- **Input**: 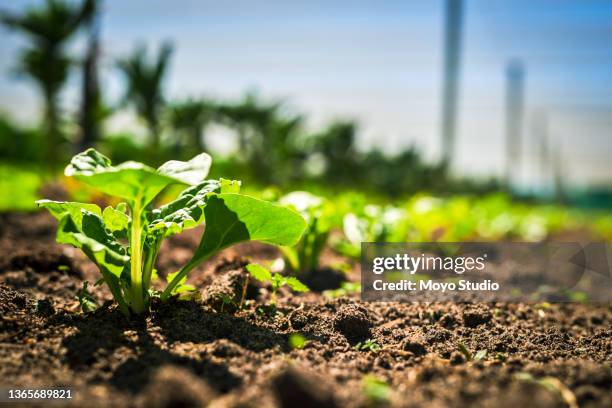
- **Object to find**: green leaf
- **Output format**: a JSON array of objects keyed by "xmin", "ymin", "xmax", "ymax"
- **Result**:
[
  {"xmin": 65, "ymin": 149, "xmax": 211, "ymax": 206},
  {"xmin": 37, "ymin": 199, "xmax": 101, "ymax": 223},
  {"xmin": 191, "ymin": 194, "xmax": 306, "ymax": 264},
  {"xmin": 220, "ymin": 178, "xmax": 241, "ymax": 193},
  {"xmin": 285, "ymin": 276, "xmax": 310, "ymax": 292},
  {"xmin": 148, "ymin": 180, "xmax": 222, "ymax": 236},
  {"xmin": 162, "ymin": 193, "xmax": 307, "ymax": 300},
  {"xmin": 157, "ymin": 152, "xmax": 212, "ymax": 184},
  {"xmin": 103, "ymin": 205, "xmax": 130, "ymax": 235},
  {"xmin": 56, "ymin": 211, "xmax": 129, "ymax": 278},
  {"xmin": 474, "ymin": 349, "xmax": 488, "ymax": 361},
  {"xmin": 246, "ymin": 263, "xmax": 272, "ymax": 283}
]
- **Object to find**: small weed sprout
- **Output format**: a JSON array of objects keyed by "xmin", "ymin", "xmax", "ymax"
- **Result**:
[
  {"xmin": 362, "ymin": 375, "xmax": 390, "ymax": 406},
  {"xmin": 457, "ymin": 343, "xmax": 487, "ymax": 362},
  {"xmin": 288, "ymin": 333, "xmax": 309, "ymax": 350},
  {"xmin": 38, "ymin": 149, "xmax": 307, "ymax": 317},
  {"xmin": 355, "ymin": 339, "xmax": 381, "ymax": 353},
  {"xmin": 246, "ymin": 263, "xmax": 309, "ymax": 305},
  {"xmin": 457, "ymin": 343, "xmax": 473, "ymax": 361},
  {"xmin": 76, "ymin": 281, "xmax": 98, "ymax": 313}
]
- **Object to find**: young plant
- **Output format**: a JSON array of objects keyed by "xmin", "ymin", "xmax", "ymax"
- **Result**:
[
  {"xmin": 38, "ymin": 149, "xmax": 306, "ymax": 316},
  {"xmin": 355, "ymin": 339, "xmax": 381, "ymax": 353},
  {"xmin": 336, "ymin": 204, "xmax": 407, "ymax": 258},
  {"xmin": 278, "ymin": 191, "xmax": 330, "ymax": 275},
  {"xmin": 246, "ymin": 263, "xmax": 309, "ymax": 304}
]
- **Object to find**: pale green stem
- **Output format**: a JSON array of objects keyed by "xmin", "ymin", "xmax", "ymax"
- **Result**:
[{"xmin": 129, "ymin": 201, "xmax": 146, "ymax": 314}]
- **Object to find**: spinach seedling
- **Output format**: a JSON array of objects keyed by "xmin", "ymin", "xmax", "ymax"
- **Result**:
[
  {"xmin": 38, "ymin": 149, "xmax": 306, "ymax": 316},
  {"xmin": 246, "ymin": 263, "xmax": 309, "ymax": 304},
  {"xmin": 278, "ymin": 191, "xmax": 330, "ymax": 275}
]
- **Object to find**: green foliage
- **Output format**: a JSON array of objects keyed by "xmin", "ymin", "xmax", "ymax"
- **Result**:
[
  {"xmin": 362, "ymin": 375, "xmax": 391, "ymax": 406},
  {"xmin": 279, "ymin": 191, "xmax": 331, "ymax": 275},
  {"xmin": 246, "ymin": 263, "xmax": 309, "ymax": 305},
  {"xmin": 38, "ymin": 149, "xmax": 307, "ymax": 316},
  {"xmin": 0, "ymin": 164, "xmax": 42, "ymax": 211},
  {"xmin": 355, "ymin": 339, "xmax": 381, "ymax": 353},
  {"xmin": 117, "ymin": 42, "xmax": 174, "ymax": 153},
  {"xmin": 288, "ymin": 333, "xmax": 309, "ymax": 350},
  {"xmin": 76, "ymin": 281, "xmax": 98, "ymax": 313},
  {"xmin": 1, "ymin": 0, "xmax": 97, "ymax": 169}
]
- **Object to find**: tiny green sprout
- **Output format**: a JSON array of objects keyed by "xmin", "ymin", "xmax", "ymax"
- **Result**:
[
  {"xmin": 494, "ymin": 352, "xmax": 507, "ymax": 362},
  {"xmin": 355, "ymin": 339, "xmax": 381, "ymax": 353},
  {"xmin": 288, "ymin": 333, "xmax": 309, "ymax": 350},
  {"xmin": 38, "ymin": 149, "xmax": 307, "ymax": 317},
  {"xmin": 77, "ymin": 281, "xmax": 98, "ymax": 313},
  {"xmin": 457, "ymin": 343, "xmax": 473, "ymax": 361},
  {"xmin": 362, "ymin": 375, "xmax": 390, "ymax": 405},
  {"xmin": 246, "ymin": 263, "xmax": 309, "ymax": 305},
  {"xmin": 474, "ymin": 349, "xmax": 488, "ymax": 361}
]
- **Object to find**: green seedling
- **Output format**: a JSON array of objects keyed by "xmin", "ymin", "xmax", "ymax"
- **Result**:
[
  {"xmin": 355, "ymin": 339, "xmax": 381, "ymax": 353},
  {"xmin": 457, "ymin": 342, "xmax": 473, "ymax": 361},
  {"xmin": 362, "ymin": 375, "xmax": 390, "ymax": 406},
  {"xmin": 473, "ymin": 349, "xmax": 488, "ymax": 361},
  {"xmin": 457, "ymin": 343, "xmax": 487, "ymax": 362},
  {"xmin": 288, "ymin": 333, "xmax": 309, "ymax": 350},
  {"xmin": 38, "ymin": 149, "xmax": 307, "ymax": 317},
  {"xmin": 278, "ymin": 191, "xmax": 330, "ymax": 275},
  {"xmin": 246, "ymin": 263, "xmax": 309, "ymax": 305},
  {"xmin": 76, "ymin": 281, "xmax": 98, "ymax": 313}
]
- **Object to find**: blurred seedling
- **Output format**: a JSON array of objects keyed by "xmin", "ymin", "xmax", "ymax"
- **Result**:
[
  {"xmin": 355, "ymin": 339, "xmax": 381, "ymax": 353},
  {"xmin": 457, "ymin": 343, "xmax": 487, "ymax": 361},
  {"xmin": 288, "ymin": 333, "xmax": 309, "ymax": 350},
  {"xmin": 362, "ymin": 375, "xmax": 390, "ymax": 406}
]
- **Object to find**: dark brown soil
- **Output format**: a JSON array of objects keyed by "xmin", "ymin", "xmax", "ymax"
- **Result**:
[{"xmin": 0, "ymin": 212, "xmax": 610, "ymax": 407}]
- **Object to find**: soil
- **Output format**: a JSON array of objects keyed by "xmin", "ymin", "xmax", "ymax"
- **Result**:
[{"xmin": 0, "ymin": 212, "xmax": 610, "ymax": 408}]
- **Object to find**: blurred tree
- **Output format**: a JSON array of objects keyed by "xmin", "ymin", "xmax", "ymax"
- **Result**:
[
  {"xmin": 117, "ymin": 42, "xmax": 173, "ymax": 157},
  {"xmin": 314, "ymin": 121, "xmax": 359, "ymax": 184},
  {"xmin": 78, "ymin": 0, "xmax": 107, "ymax": 151},
  {"xmin": 1, "ymin": 0, "xmax": 96, "ymax": 169},
  {"xmin": 166, "ymin": 98, "xmax": 217, "ymax": 152},
  {"xmin": 217, "ymin": 93, "xmax": 280, "ymax": 155}
]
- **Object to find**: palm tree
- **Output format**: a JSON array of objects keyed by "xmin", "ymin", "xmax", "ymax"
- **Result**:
[
  {"xmin": 117, "ymin": 42, "xmax": 173, "ymax": 156},
  {"xmin": 166, "ymin": 98, "xmax": 216, "ymax": 152},
  {"xmin": 1, "ymin": 0, "xmax": 96, "ymax": 169}
]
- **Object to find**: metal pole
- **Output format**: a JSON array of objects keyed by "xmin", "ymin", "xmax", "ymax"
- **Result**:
[
  {"xmin": 440, "ymin": 0, "xmax": 464, "ymax": 169},
  {"xmin": 505, "ymin": 60, "xmax": 525, "ymax": 190}
]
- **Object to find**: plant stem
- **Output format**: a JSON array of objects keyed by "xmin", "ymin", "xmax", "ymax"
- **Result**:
[
  {"xmin": 129, "ymin": 201, "xmax": 146, "ymax": 314},
  {"xmin": 160, "ymin": 262, "xmax": 194, "ymax": 301}
]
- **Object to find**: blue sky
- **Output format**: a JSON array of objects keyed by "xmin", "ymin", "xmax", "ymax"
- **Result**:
[{"xmin": 0, "ymin": 0, "xmax": 611, "ymax": 187}]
